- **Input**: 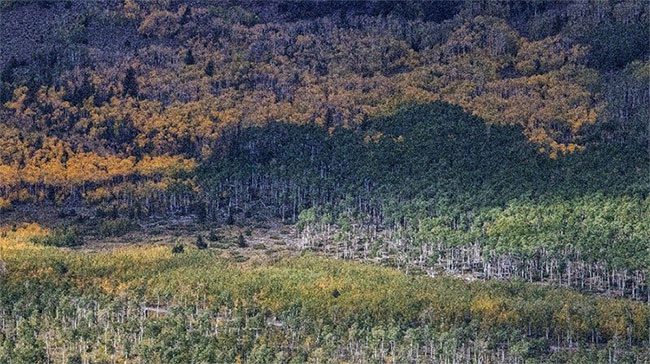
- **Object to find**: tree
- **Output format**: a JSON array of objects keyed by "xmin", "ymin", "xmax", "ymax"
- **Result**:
[
  {"xmin": 237, "ymin": 233, "xmax": 247, "ymax": 248},
  {"xmin": 30, "ymin": 228, "xmax": 82, "ymax": 247},
  {"xmin": 123, "ymin": 67, "xmax": 138, "ymax": 98},
  {"xmin": 138, "ymin": 10, "xmax": 179, "ymax": 38},
  {"xmin": 205, "ymin": 60, "xmax": 215, "ymax": 76},
  {"xmin": 0, "ymin": 56, "xmax": 18, "ymax": 83},
  {"xmin": 208, "ymin": 230, "xmax": 220, "ymax": 242},
  {"xmin": 179, "ymin": 4, "xmax": 192, "ymax": 25},
  {"xmin": 184, "ymin": 49, "xmax": 195, "ymax": 65},
  {"xmin": 53, "ymin": 260, "xmax": 68, "ymax": 275},
  {"xmin": 195, "ymin": 234, "xmax": 207, "ymax": 249}
]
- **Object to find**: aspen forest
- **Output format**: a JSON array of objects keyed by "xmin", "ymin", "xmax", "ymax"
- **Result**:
[{"xmin": 0, "ymin": 0, "xmax": 649, "ymax": 363}]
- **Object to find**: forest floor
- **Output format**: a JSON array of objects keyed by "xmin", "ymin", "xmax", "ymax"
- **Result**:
[
  {"xmin": 1, "ymin": 205, "xmax": 481, "ymax": 280},
  {"xmin": 2, "ymin": 207, "xmax": 633, "ymax": 297},
  {"xmin": 96, "ymin": 223, "xmax": 307, "ymax": 270}
]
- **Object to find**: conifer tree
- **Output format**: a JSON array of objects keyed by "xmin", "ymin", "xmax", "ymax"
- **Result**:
[
  {"xmin": 184, "ymin": 49, "xmax": 195, "ymax": 65},
  {"xmin": 123, "ymin": 67, "xmax": 138, "ymax": 98},
  {"xmin": 195, "ymin": 234, "xmax": 207, "ymax": 249},
  {"xmin": 237, "ymin": 233, "xmax": 247, "ymax": 248}
]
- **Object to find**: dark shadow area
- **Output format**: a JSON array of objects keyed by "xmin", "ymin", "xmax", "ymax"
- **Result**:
[
  {"xmin": 274, "ymin": 0, "xmax": 463, "ymax": 22},
  {"xmin": 201, "ymin": 102, "xmax": 649, "ymax": 211}
]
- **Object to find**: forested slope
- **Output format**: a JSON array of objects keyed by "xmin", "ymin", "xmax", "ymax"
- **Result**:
[
  {"xmin": 0, "ymin": 0, "xmax": 647, "ymax": 210},
  {"xmin": 0, "ymin": 1, "xmax": 649, "ymax": 362},
  {"xmin": 200, "ymin": 102, "xmax": 649, "ymax": 300}
]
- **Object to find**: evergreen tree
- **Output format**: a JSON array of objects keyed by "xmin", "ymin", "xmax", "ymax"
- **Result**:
[
  {"xmin": 195, "ymin": 234, "xmax": 207, "ymax": 249},
  {"xmin": 184, "ymin": 49, "xmax": 195, "ymax": 65},
  {"xmin": 0, "ymin": 56, "xmax": 17, "ymax": 83},
  {"xmin": 205, "ymin": 60, "xmax": 215, "ymax": 76},
  {"xmin": 180, "ymin": 5, "xmax": 192, "ymax": 25},
  {"xmin": 237, "ymin": 233, "xmax": 247, "ymax": 248},
  {"xmin": 123, "ymin": 67, "xmax": 138, "ymax": 98}
]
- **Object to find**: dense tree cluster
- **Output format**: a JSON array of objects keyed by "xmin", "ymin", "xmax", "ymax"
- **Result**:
[
  {"xmin": 199, "ymin": 102, "xmax": 649, "ymax": 300},
  {"xmin": 0, "ymin": 230, "xmax": 648, "ymax": 363},
  {"xmin": 0, "ymin": 0, "xmax": 647, "ymax": 211}
]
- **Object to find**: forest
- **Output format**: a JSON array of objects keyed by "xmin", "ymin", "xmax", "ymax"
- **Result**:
[{"xmin": 0, "ymin": 0, "xmax": 648, "ymax": 363}]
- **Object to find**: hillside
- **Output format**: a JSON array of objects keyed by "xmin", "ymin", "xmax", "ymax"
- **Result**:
[
  {"xmin": 0, "ymin": 1, "xmax": 649, "ymax": 363},
  {"xmin": 1, "ymin": 1, "xmax": 647, "ymax": 199}
]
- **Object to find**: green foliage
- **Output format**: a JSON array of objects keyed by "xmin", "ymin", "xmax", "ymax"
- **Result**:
[
  {"xmin": 583, "ymin": 22, "xmax": 650, "ymax": 71},
  {"xmin": 194, "ymin": 234, "xmax": 207, "ymax": 249},
  {"xmin": 481, "ymin": 195, "xmax": 650, "ymax": 269},
  {"xmin": 237, "ymin": 233, "xmax": 247, "ymax": 248},
  {"xmin": 0, "ymin": 2, "xmax": 648, "ymax": 362},
  {"xmin": 52, "ymin": 260, "xmax": 68, "ymax": 276},
  {"xmin": 30, "ymin": 227, "xmax": 82, "ymax": 247},
  {"xmin": 207, "ymin": 230, "xmax": 220, "ymax": 242},
  {"xmin": 171, "ymin": 244, "xmax": 184, "ymax": 254},
  {"xmin": 0, "ymin": 248, "xmax": 647, "ymax": 362},
  {"xmin": 57, "ymin": 14, "xmax": 89, "ymax": 45},
  {"xmin": 205, "ymin": 102, "xmax": 647, "ymax": 205},
  {"xmin": 206, "ymin": 5, "xmax": 259, "ymax": 26},
  {"xmin": 296, "ymin": 207, "xmax": 317, "ymax": 232},
  {"xmin": 200, "ymin": 102, "xmax": 649, "ymax": 271},
  {"xmin": 99, "ymin": 218, "xmax": 135, "ymax": 237}
]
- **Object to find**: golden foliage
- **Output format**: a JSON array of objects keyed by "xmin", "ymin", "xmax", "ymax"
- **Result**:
[{"xmin": 0, "ymin": 13, "xmax": 608, "ymax": 204}]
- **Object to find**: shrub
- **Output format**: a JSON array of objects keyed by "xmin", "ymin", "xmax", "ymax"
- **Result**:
[
  {"xmin": 195, "ymin": 235, "xmax": 207, "ymax": 249},
  {"xmin": 205, "ymin": 60, "xmax": 215, "ymax": 76},
  {"xmin": 66, "ymin": 353, "xmax": 82, "ymax": 364},
  {"xmin": 237, "ymin": 233, "xmax": 247, "ymax": 248},
  {"xmin": 99, "ymin": 218, "xmax": 134, "ymax": 237},
  {"xmin": 52, "ymin": 261, "xmax": 68, "ymax": 276},
  {"xmin": 171, "ymin": 244, "xmax": 184, "ymax": 254},
  {"xmin": 230, "ymin": 251, "xmax": 249, "ymax": 262},
  {"xmin": 123, "ymin": 67, "xmax": 138, "ymax": 98},
  {"xmin": 193, "ymin": 201, "xmax": 207, "ymax": 222},
  {"xmin": 31, "ymin": 228, "xmax": 82, "ymax": 247},
  {"xmin": 0, "ymin": 0, "xmax": 21, "ymax": 10},
  {"xmin": 207, "ymin": 230, "xmax": 220, "ymax": 242}
]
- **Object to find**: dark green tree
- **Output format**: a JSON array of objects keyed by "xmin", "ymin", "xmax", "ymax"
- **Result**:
[
  {"xmin": 195, "ymin": 234, "xmax": 207, "ymax": 249},
  {"xmin": 205, "ymin": 60, "xmax": 215, "ymax": 76},
  {"xmin": 237, "ymin": 233, "xmax": 247, "ymax": 248},
  {"xmin": 184, "ymin": 49, "xmax": 195, "ymax": 65},
  {"xmin": 123, "ymin": 67, "xmax": 138, "ymax": 98}
]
